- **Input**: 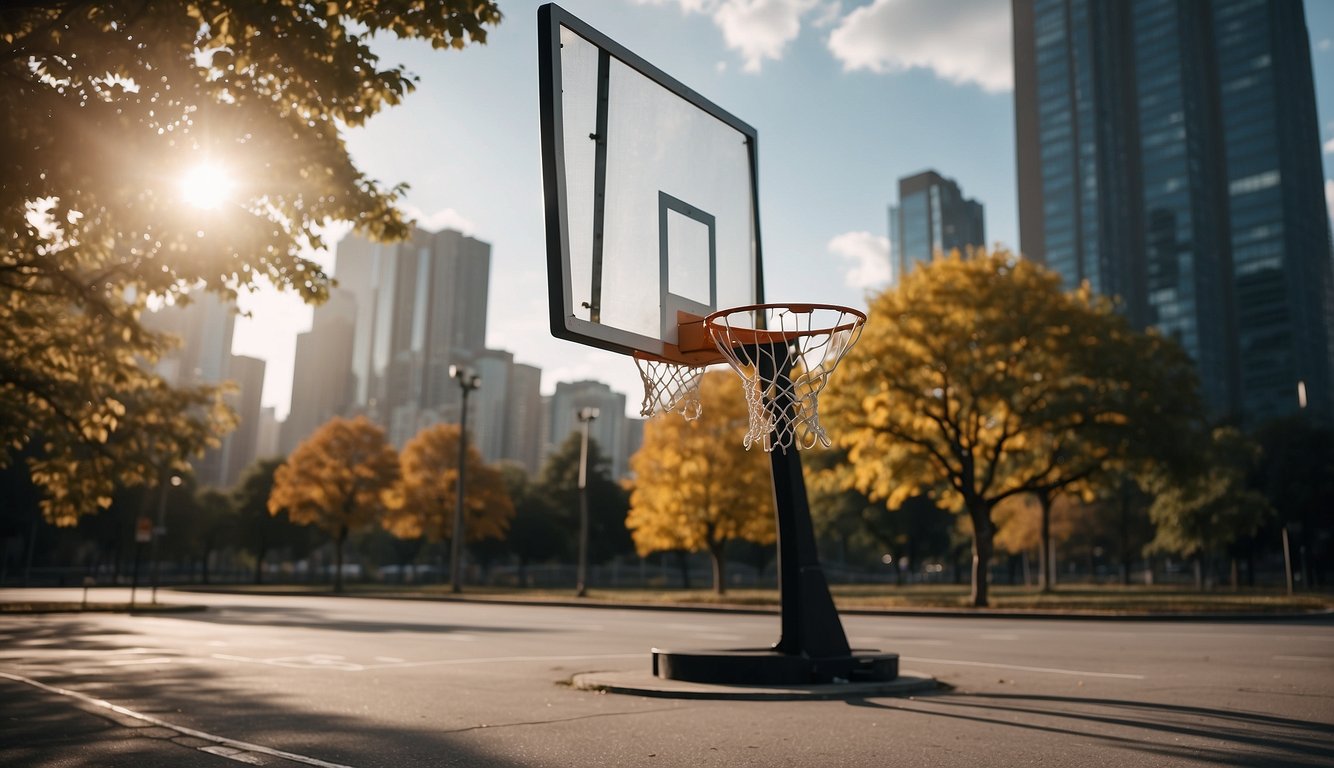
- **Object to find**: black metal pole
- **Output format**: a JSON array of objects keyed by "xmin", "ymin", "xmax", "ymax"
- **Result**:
[
  {"xmin": 758, "ymin": 342, "xmax": 851, "ymax": 658},
  {"xmin": 451, "ymin": 385, "xmax": 470, "ymax": 594}
]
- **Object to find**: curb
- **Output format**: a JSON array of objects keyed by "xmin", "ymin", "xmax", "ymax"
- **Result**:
[{"xmin": 164, "ymin": 587, "xmax": 1334, "ymax": 622}]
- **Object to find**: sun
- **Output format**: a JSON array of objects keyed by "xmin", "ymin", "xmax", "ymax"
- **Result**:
[{"xmin": 179, "ymin": 162, "xmax": 236, "ymax": 210}]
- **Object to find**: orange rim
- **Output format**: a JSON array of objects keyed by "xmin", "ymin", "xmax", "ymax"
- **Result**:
[{"xmin": 704, "ymin": 303, "xmax": 866, "ymax": 348}]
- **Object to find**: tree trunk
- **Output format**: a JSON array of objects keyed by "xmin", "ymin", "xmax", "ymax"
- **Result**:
[
  {"xmin": 969, "ymin": 505, "xmax": 994, "ymax": 608},
  {"xmin": 709, "ymin": 542, "xmax": 727, "ymax": 596},
  {"xmin": 1193, "ymin": 556, "xmax": 1203, "ymax": 592},
  {"xmin": 1230, "ymin": 558, "xmax": 1239, "ymax": 592},
  {"xmin": 677, "ymin": 550, "xmax": 691, "ymax": 589},
  {"xmin": 334, "ymin": 525, "xmax": 348, "ymax": 593},
  {"xmin": 1038, "ymin": 492, "xmax": 1053, "ymax": 593},
  {"xmin": 254, "ymin": 547, "xmax": 267, "ymax": 585}
]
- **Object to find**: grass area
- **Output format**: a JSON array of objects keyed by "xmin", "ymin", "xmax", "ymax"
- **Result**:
[{"xmin": 177, "ymin": 582, "xmax": 1334, "ymax": 615}]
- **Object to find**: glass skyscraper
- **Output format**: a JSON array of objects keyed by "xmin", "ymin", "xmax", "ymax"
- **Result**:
[
  {"xmin": 888, "ymin": 170, "xmax": 986, "ymax": 286},
  {"xmin": 1013, "ymin": 0, "xmax": 1333, "ymax": 426}
]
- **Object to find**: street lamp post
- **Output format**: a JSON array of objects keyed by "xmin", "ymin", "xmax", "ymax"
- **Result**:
[
  {"xmin": 449, "ymin": 365, "xmax": 481, "ymax": 594},
  {"xmin": 149, "ymin": 473, "xmax": 182, "ymax": 605},
  {"xmin": 575, "ymin": 407, "xmax": 599, "ymax": 597}
]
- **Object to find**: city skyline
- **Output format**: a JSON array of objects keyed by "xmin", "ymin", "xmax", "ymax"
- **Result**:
[{"xmin": 231, "ymin": 0, "xmax": 1334, "ymax": 420}]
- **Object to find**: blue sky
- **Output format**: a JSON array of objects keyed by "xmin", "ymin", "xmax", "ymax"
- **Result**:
[{"xmin": 234, "ymin": 0, "xmax": 1334, "ymax": 420}]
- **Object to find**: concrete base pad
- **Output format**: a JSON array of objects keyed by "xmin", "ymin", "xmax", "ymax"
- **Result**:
[{"xmin": 571, "ymin": 669, "xmax": 938, "ymax": 701}]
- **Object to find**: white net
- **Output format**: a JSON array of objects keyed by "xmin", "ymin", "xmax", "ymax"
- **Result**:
[
  {"xmin": 706, "ymin": 305, "xmax": 865, "ymax": 452},
  {"xmin": 635, "ymin": 356, "xmax": 707, "ymax": 420}
]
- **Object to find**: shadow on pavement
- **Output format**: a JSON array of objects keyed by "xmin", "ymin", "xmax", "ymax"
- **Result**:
[
  {"xmin": 165, "ymin": 603, "xmax": 546, "ymax": 635},
  {"xmin": 0, "ymin": 618, "xmax": 540, "ymax": 768},
  {"xmin": 847, "ymin": 691, "xmax": 1334, "ymax": 768}
]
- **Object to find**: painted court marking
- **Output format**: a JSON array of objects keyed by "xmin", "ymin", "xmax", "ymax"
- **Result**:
[
  {"xmin": 0, "ymin": 670, "xmax": 356, "ymax": 767},
  {"xmin": 211, "ymin": 652, "xmax": 644, "ymax": 672},
  {"xmin": 902, "ymin": 656, "xmax": 1145, "ymax": 680}
]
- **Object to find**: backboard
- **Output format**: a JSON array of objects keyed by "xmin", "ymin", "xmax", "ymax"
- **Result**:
[{"xmin": 538, "ymin": 3, "xmax": 763, "ymax": 365}]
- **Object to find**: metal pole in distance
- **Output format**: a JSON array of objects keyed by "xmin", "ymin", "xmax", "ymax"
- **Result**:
[
  {"xmin": 1282, "ymin": 525, "xmax": 1294, "ymax": 596},
  {"xmin": 450, "ymin": 366, "xmax": 481, "ymax": 594},
  {"xmin": 759, "ymin": 342, "xmax": 851, "ymax": 659},
  {"xmin": 576, "ymin": 407, "xmax": 600, "ymax": 597},
  {"xmin": 149, "ymin": 474, "xmax": 180, "ymax": 605}
]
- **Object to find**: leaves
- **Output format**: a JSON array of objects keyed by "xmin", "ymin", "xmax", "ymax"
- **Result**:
[
  {"xmin": 385, "ymin": 422, "xmax": 514, "ymax": 543},
  {"xmin": 268, "ymin": 416, "xmax": 401, "ymax": 537},
  {"xmin": 2, "ymin": 0, "xmax": 500, "ymax": 522},
  {"xmin": 627, "ymin": 372, "xmax": 775, "ymax": 558}
]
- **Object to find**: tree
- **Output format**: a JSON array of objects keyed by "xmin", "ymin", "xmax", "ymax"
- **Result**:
[
  {"xmin": 383, "ymin": 423, "xmax": 514, "ymax": 551},
  {"xmin": 498, "ymin": 463, "xmax": 569, "ymax": 586},
  {"xmin": 809, "ymin": 450, "xmax": 953, "ymax": 581},
  {"xmin": 269, "ymin": 416, "xmax": 400, "ymax": 592},
  {"xmin": 2, "ymin": 1, "xmax": 502, "ymax": 524},
  {"xmin": 1251, "ymin": 418, "xmax": 1334, "ymax": 587},
  {"xmin": 1146, "ymin": 427, "xmax": 1273, "ymax": 590},
  {"xmin": 234, "ymin": 457, "xmax": 310, "ymax": 584},
  {"xmin": 539, "ymin": 433, "xmax": 632, "ymax": 570},
  {"xmin": 627, "ymin": 371, "xmax": 775, "ymax": 594},
  {"xmin": 825, "ymin": 250, "xmax": 1204, "ymax": 607}
]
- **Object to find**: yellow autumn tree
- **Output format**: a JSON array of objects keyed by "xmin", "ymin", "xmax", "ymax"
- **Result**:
[
  {"xmin": 628, "ymin": 371, "xmax": 774, "ymax": 594},
  {"xmin": 825, "ymin": 249, "xmax": 1204, "ymax": 607},
  {"xmin": 384, "ymin": 423, "xmax": 514, "ymax": 545},
  {"xmin": 268, "ymin": 416, "xmax": 401, "ymax": 592}
]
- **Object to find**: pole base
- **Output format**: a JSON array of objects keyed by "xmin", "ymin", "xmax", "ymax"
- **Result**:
[{"xmin": 651, "ymin": 647, "xmax": 898, "ymax": 685}]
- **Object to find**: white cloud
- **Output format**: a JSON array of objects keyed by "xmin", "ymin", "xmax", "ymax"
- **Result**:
[
  {"xmin": 714, "ymin": 0, "xmax": 821, "ymax": 72},
  {"xmin": 827, "ymin": 0, "xmax": 1013, "ymax": 93},
  {"xmin": 1324, "ymin": 137, "xmax": 1334, "ymax": 155},
  {"xmin": 1326, "ymin": 180, "xmax": 1334, "ymax": 226},
  {"xmin": 404, "ymin": 206, "xmax": 477, "ymax": 235},
  {"xmin": 635, "ymin": 0, "xmax": 822, "ymax": 73},
  {"xmin": 1318, "ymin": 38, "xmax": 1331, "ymax": 51},
  {"xmin": 828, "ymin": 230, "xmax": 890, "ymax": 290}
]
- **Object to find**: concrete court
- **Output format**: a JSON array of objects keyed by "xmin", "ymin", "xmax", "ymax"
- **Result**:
[{"xmin": 1, "ymin": 588, "xmax": 1331, "ymax": 767}]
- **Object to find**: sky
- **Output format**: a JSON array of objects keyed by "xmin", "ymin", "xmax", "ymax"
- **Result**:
[{"xmin": 232, "ymin": 0, "xmax": 1334, "ymax": 421}]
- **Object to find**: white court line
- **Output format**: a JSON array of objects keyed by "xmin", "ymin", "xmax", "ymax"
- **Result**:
[
  {"xmin": 212, "ymin": 652, "xmax": 644, "ymax": 672},
  {"xmin": 1272, "ymin": 655, "xmax": 1329, "ymax": 663},
  {"xmin": 903, "ymin": 656, "xmax": 1145, "ymax": 680},
  {"xmin": 0, "ymin": 670, "xmax": 357, "ymax": 768}
]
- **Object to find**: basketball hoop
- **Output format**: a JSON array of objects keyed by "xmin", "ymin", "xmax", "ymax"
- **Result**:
[{"xmin": 705, "ymin": 303, "xmax": 866, "ymax": 452}]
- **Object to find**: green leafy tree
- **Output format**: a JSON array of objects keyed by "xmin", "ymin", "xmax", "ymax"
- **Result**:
[
  {"xmin": 269, "ymin": 416, "xmax": 400, "ymax": 592},
  {"xmin": 1146, "ymin": 427, "xmax": 1273, "ymax": 589},
  {"xmin": 234, "ymin": 457, "xmax": 310, "ymax": 584},
  {"xmin": 2, "ymin": 1, "xmax": 501, "ymax": 524},
  {"xmin": 627, "ymin": 372, "xmax": 774, "ymax": 594},
  {"xmin": 498, "ymin": 463, "xmax": 569, "ymax": 586},
  {"xmin": 539, "ymin": 433, "xmax": 632, "ymax": 570},
  {"xmin": 825, "ymin": 250, "xmax": 1204, "ymax": 607},
  {"xmin": 1251, "ymin": 418, "xmax": 1334, "ymax": 587},
  {"xmin": 809, "ymin": 450, "xmax": 953, "ymax": 581}
]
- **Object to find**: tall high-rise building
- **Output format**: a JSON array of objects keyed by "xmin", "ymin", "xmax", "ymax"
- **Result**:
[
  {"xmin": 281, "ymin": 289, "xmax": 357, "ymax": 454},
  {"xmin": 144, "ymin": 292, "xmax": 238, "ymax": 486},
  {"xmin": 1013, "ymin": 0, "xmax": 1333, "ymax": 425},
  {"xmin": 888, "ymin": 170, "xmax": 985, "ymax": 285},
  {"xmin": 470, "ymin": 350, "xmax": 546, "ymax": 474},
  {"xmin": 297, "ymin": 227, "xmax": 492, "ymax": 447},
  {"xmin": 545, "ymin": 381, "xmax": 634, "ymax": 480},
  {"xmin": 222, "ymin": 355, "xmax": 266, "ymax": 486}
]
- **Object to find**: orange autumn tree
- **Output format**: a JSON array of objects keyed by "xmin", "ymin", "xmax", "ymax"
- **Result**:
[
  {"xmin": 268, "ymin": 416, "xmax": 400, "ymax": 592},
  {"xmin": 627, "ymin": 371, "xmax": 774, "ymax": 594},
  {"xmin": 384, "ymin": 423, "xmax": 514, "ymax": 547}
]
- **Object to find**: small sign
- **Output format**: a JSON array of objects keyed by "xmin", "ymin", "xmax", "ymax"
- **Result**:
[{"xmin": 135, "ymin": 516, "xmax": 153, "ymax": 543}]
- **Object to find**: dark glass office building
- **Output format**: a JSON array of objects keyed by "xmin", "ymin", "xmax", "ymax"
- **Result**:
[
  {"xmin": 888, "ymin": 170, "xmax": 986, "ymax": 285},
  {"xmin": 1013, "ymin": 0, "xmax": 1333, "ymax": 426}
]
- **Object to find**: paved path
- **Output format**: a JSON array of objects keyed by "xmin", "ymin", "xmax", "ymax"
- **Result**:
[{"xmin": 2, "ymin": 589, "xmax": 1332, "ymax": 767}]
